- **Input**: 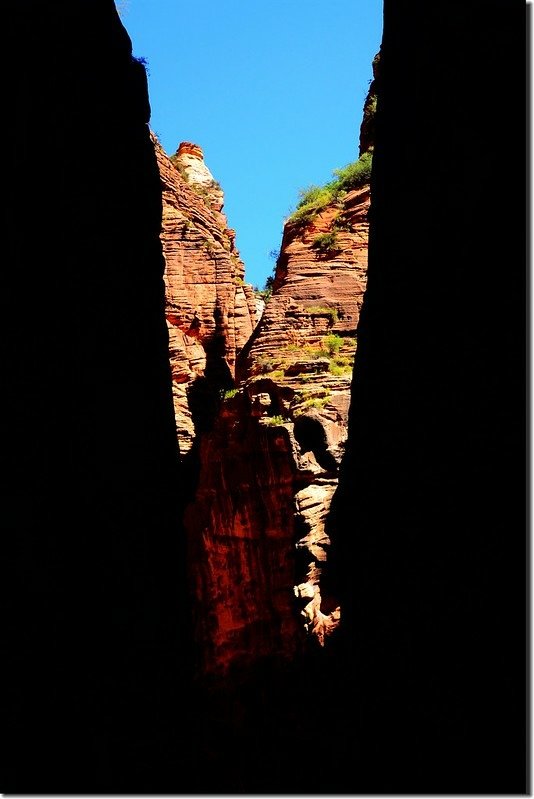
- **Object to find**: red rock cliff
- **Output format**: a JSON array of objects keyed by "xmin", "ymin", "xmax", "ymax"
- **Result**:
[
  {"xmin": 184, "ymin": 107, "xmax": 372, "ymax": 675},
  {"xmin": 154, "ymin": 137, "xmax": 257, "ymax": 455}
]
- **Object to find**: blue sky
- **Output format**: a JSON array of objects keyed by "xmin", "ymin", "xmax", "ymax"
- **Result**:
[{"xmin": 119, "ymin": 0, "xmax": 383, "ymax": 289}]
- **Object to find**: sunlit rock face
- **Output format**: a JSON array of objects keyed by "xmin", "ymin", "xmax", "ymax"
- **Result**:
[
  {"xmin": 236, "ymin": 184, "xmax": 370, "ymax": 649},
  {"xmin": 173, "ymin": 141, "xmax": 223, "ymax": 197},
  {"xmin": 154, "ymin": 137, "xmax": 256, "ymax": 456},
  {"xmin": 183, "ymin": 80, "xmax": 374, "ymax": 672}
]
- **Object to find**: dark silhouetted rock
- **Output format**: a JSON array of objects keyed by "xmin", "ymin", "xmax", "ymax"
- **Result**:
[
  {"xmin": 4, "ymin": 2, "xmax": 187, "ymax": 792},
  {"xmin": 330, "ymin": 0, "xmax": 527, "ymax": 793}
]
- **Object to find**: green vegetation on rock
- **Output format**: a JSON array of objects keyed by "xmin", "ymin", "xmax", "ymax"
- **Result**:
[
  {"xmin": 301, "ymin": 397, "xmax": 330, "ymax": 410},
  {"xmin": 288, "ymin": 151, "xmax": 373, "ymax": 226},
  {"xmin": 321, "ymin": 334, "xmax": 343, "ymax": 356},
  {"xmin": 311, "ymin": 232, "xmax": 341, "ymax": 256},
  {"xmin": 329, "ymin": 362, "xmax": 353, "ymax": 376},
  {"xmin": 262, "ymin": 415, "xmax": 286, "ymax": 426},
  {"xmin": 305, "ymin": 305, "xmax": 339, "ymax": 325},
  {"xmin": 331, "ymin": 151, "xmax": 373, "ymax": 193},
  {"xmin": 254, "ymin": 274, "xmax": 274, "ymax": 302}
]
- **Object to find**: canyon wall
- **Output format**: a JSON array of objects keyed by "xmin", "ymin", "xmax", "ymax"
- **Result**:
[
  {"xmin": 5, "ymin": 0, "xmax": 525, "ymax": 793},
  {"xmin": 155, "ymin": 139, "xmax": 257, "ymax": 455},
  {"xmin": 185, "ymin": 120, "xmax": 372, "ymax": 674},
  {"xmin": 330, "ymin": 0, "xmax": 526, "ymax": 793},
  {"xmin": 4, "ymin": 2, "xmax": 185, "ymax": 791}
]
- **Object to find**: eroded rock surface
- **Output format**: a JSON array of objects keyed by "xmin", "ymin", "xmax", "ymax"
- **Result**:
[
  {"xmin": 154, "ymin": 137, "xmax": 256, "ymax": 455},
  {"xmin": 185, "ymin": 161, "xmax": 371, "ymax": 674},
  {"xmin": 238, "ymin": 184, "xmax": 370, "ymax": 648}
]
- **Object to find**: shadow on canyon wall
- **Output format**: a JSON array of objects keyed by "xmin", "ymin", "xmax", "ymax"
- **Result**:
[
  {"xmin": 328, "ymin": 0, "xmax": 528, "ymax": 793},
  {"xmin": 4, "ymin": 2, "xmax": 189, "ymax": 791},
  {"xmin": 3, "ymin": 0, "xmax": 527, "ymax": 793}
]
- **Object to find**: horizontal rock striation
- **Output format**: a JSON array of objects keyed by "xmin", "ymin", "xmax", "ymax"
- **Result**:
[
  {"xmin": 238, "ymin": 185, "xmax": 370, "ymax": 648},
  {"xmin": 154, "ymin": 137, "xmax": 256, "ymax": 455},
  {"xmin": 185, "ymin": 137, "xmax": 371, "ymax": 673},
  {"xmin": 240, "ymin": 185, "xmax": 369, "ymax": 372}
]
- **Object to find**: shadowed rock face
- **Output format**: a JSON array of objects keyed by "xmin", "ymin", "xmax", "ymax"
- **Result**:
[
  {"xmin": 4, "ymin": 2, "xmax": 185, "ymax": 792},
  {"xmin": 185, "ymin": 399, "xmax": 306, "ymax": 674},
  {"xmin": 330, "ymin": 0, "xmax": 526, "ymax": 793},
  {"xmin": 359, "ymin": 50, "xmax": 380, "ymax": 156}
]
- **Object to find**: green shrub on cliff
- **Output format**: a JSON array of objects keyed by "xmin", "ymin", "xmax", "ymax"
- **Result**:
[
  {"xmin": 321, "ymin": 333, "xmax": 343, "ymax": 356},
  {"xmin": 288, "ymin": 151, "xmax": 373, "ymax": 226},
  {"xmin": 290, "ymin": 185, "xmax": 334, "ymax": 225},
  {"xmin": 296, "ymin": 397, "xmax": 330, "ymax": 413},
  {"xmin": 305, "ymin": 305, "xmax": 339, "ymax": 325},
  {"xmin": 329, "ymin": 361, "xmax": 353, "ymax": 376},
  {"xmin": 297, "ymin": 185, "xmax": 333, "ymax": 209},
  {"xmin": 332, "ymin": 151, "xmax": 373, "ymax": 193},
  {"xmin": 311, "ymin": 232, "xmax": 341, "ymax": 256},
  {"xmin": 254, "ymin": 274, "xmax": 274, "ymax": 302},
  {"xmin": 263, "ymin": 415, "xmax": 286, "ymax": 426}
]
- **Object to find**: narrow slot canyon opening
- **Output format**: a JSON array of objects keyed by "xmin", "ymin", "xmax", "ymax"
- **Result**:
[{"xmin": 6, "ymin": 1, "xmax": 526, "ymax": 794}]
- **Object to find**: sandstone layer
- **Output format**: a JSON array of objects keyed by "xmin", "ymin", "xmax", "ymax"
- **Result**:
[
  {"xmin": 185, "ymin": 166, "xmax": 371, "ymax": 675},
  {"xmin": 154, "ymin": 138, "xmax": 257, "ymax": 455}
]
